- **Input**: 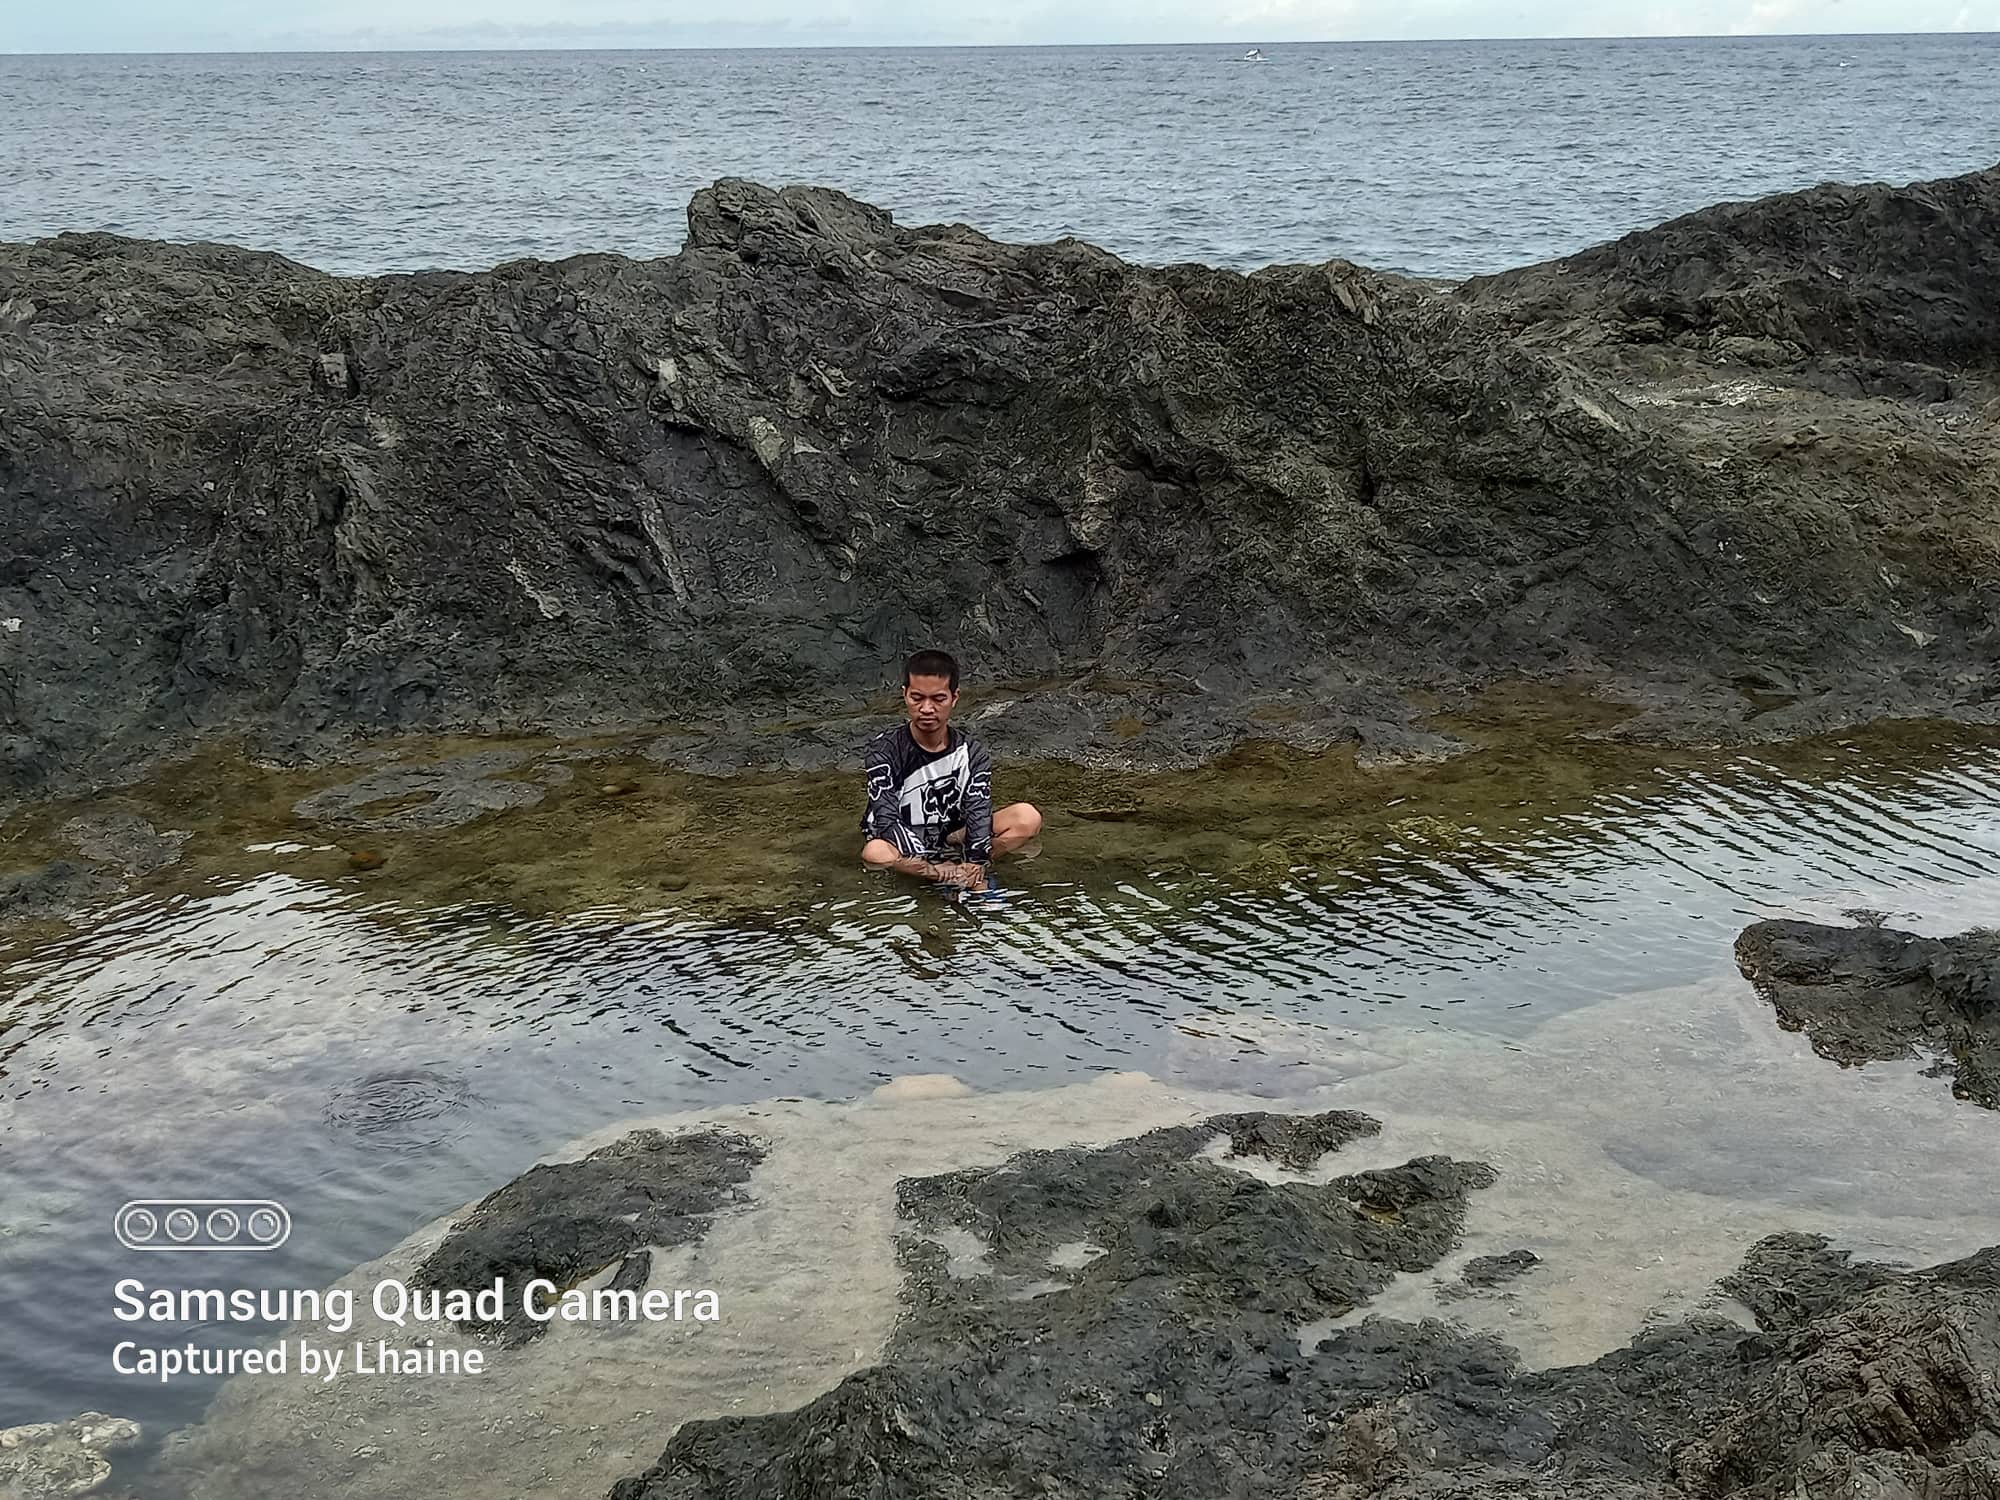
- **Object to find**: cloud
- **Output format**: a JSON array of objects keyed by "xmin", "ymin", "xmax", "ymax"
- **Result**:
[
  {"xmin": 1728, "ymin": 0, "xmax": 1813, "ymax": 30},
  {"xmin": 6, "ymin": 0, "xmax": 1988, "ymax": 52},
  {"xmin": 1220, "ymin": 0, "xmax": 1367, "ymax": 33}
]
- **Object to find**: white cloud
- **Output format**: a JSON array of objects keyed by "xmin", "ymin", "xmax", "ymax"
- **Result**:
[
  {"xmin": 1728, "ymin": 0, "xmax": 1813, "ymax": 31},
  {"xmin": 1221, "ymin": 0, "xmax": 1367, "ymax": 33},
  {"xmin": 6, "ymin": 0, "xmax": 1990, "ymax": 52}
]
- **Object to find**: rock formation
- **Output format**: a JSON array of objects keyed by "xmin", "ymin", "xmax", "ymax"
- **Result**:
[
  {"xmin": 1736, "ymin": 917, "xmax": 2000, "ymax": 1109},
  {"xmin": 608, "ymin": 1112, "xmax": 2000, "ymax": 1500},
  {"xmin": 3, "ymin": 167, "xmax": 1997, "ymax": 798}
]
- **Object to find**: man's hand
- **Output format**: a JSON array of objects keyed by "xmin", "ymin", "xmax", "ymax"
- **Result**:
[
  {"xmin": 930, "ymin": 861, "xmax": 987, "ymax": 891},
  {"xmin": 879, "ymin": 852, "xmax": 979, "ymax": 889}
]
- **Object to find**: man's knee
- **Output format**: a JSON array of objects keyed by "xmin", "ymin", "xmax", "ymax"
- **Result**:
[
  {"xmin": 861, "ymin": 839, "xmax": 903, "ymax": 868},
  {"xmin": 994, "ymin": 803, "xmax": 1042, "ymax": 851}
]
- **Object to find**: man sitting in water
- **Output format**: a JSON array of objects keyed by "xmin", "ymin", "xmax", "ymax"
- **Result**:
[{"xmin": 860, "ymin": 650, "xmax": 1042, "ymax": 892}]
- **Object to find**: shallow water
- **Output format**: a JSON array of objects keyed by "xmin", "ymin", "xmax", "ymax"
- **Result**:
[
  {"xmin": 0, "ymin": 713, "xmax": 1997, "ymax": 1455},
  {"xmin": 142, "ymin": 972, "xmax": 2000, "ymax": 1499}
]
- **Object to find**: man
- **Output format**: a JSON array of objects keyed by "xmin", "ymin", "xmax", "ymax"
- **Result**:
[{"xmin": 860, "ymin": 650, "xmax": 1042, "ymax": 892}]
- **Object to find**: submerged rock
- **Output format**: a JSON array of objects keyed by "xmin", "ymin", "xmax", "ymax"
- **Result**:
[
  {"xmin": 612, "ymin": 1108, "xmax": 1498, "ymax": 1500},
  {"xmin": 2, "ymin": 168, "xmax": 1997, "ymax": 797},
  {"xmin": 413, "ymin": 1127, "xmax": 764, "ymax": 1345},
  {"xmin": 0, "ymin": 1413, "xmax": 140, "ymax": 1500},
  {"xmin": 1441, "ymin": 1248, "xmax": 1542, "ymax": 1300},
  {"xmin": 607, "ymin": 1108, "xmax": 2000, "ymax": 1500},
  {"xmin": 56, "ymin": 809, "xmax": 187, "ymax": 873},
  {"xmin": 293, "ymin": 750, "xmax": 554, "ymax": 831},
  {"xmin": 134, "ymin": 1063, "xmax": 2000, "ymax": 1500},
  {"xmin": 1735, "ymin": 917, "xmax": 2000, "ymax": 1108},
  {"xmin": 0, "ymin": 859, "xmax": 120, "ymax": 923}
]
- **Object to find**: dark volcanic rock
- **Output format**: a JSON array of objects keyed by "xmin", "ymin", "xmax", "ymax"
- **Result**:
[
  {"xmin": 1735, "ymin": 917, "xmax": 2000, "ymax": 1108},
  {"xmin": 1466, "ymin": 165, "xmax": 2000, "ymax": 367},
  {"xmin": 604, "ymin": 1108, "xmax": 2000, "ymax": 1500},
  {"xmin": 611, "ymin": 1108, "xmax": 1498, "ymax": 1500},
  {"xmin": 413, "ymin": 1126, "xmax": 763, "ymax": 1345},
  {"xmin": 3, "ymin": 169, "xmax": 1998, "ymax": 797}
]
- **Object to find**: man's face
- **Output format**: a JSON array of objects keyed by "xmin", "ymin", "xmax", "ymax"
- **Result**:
[{"xmin": 903, "ymin": 674, "xmax": 957, "ymax": 737}]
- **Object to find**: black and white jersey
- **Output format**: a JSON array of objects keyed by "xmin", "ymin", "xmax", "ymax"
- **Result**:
[{"xmin": 859, "ymin": 724, "xmax": 995, "ymax": 862}]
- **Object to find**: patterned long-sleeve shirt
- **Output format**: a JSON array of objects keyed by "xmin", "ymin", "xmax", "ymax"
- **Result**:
[{"xmin": 859, "ymin": 724, "xmax": 995, "ymax": 863}]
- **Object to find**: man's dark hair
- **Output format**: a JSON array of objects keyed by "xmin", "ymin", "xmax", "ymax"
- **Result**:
[{"xmin": 904, "ymin": 649, "xmax": 960, "ymax": 691}]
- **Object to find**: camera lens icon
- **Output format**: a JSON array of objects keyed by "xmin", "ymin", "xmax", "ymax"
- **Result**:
[
  {"xmin": 245, "ymin": 1208, "xmax": 285, "ymax": 1244},
  {"xmin": 116, "ymin": 1200, "xmax": 290, "ymax": 1252},
  {"xmin": 118, "ymin": 1207, "xmax": 158, "ymax": 1243}
]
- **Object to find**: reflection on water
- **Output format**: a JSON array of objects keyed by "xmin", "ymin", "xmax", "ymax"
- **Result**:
[{"xmin": 0, "ymin": 719, "xmax": 1996, "ymax": 1438}]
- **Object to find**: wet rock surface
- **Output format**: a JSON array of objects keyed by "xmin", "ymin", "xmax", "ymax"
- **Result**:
[
  {"xmin": 413, "ymin": 1127, "xmax": 764, "ymax": 1345},
  {"xmin": 1735, "ymin": 917, "xmax": 2000, "ymax": 1108},
  {"xmin": 0, "ymin": 1413, "xmax": 140, "ymax": 1500},
  {"xmin": 607, "ymin": 1109, "xmax": 2000, "ymax": 1500},
  {"xmin": 3, "ymin": 168, "xmax": 1997, "ymax": 800}
]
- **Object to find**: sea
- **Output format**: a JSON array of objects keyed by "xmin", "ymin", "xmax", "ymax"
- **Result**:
[{"xmin": 2, "ymin": 34, "xmax": 1997, "ymax": 279}]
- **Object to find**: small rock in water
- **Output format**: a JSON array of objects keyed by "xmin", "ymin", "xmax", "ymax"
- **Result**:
[
  {"xmin": 656, "ymin": 872, "xmax": 691, "ymax": 892},
  {"xmin": 347, "ymin": 849, "xmax": 387, "ymax": 872},
  {"xmin": 1441, "ymin": 1248, "xmax": 1543, "ymax": 1299},
  {"xmin": 600, "ymin": 780, "xmax": 641, "ymax": 796},
  {"xmin": 0, "ymin": 1412, "xmax": 141, "ymax": 1499}
]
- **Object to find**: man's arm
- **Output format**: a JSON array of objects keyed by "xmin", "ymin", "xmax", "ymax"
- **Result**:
[
  {"xmin": 962, "ymin": 740, "xmax": 995, "ymax": 865},
  {"xmin": 862, "ymin": 738, "xmax": 982, "ymax": 888},
  {"xmin": 862, "ymin": 738, "xmax": 905, "ymax": 846}
]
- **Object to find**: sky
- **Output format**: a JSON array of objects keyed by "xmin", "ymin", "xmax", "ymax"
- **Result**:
[{"xmin": 2, "ymin": 0, "xmax": 1993, "ymax": 52}]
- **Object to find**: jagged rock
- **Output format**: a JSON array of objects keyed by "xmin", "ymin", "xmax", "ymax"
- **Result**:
[
  {"xmin": 1735, "ymin": 918, "xmax": 2000, "ymax": 1108},
  {"xmin": 612, "ymin": 1108, "xmax": 1500, "ymax": 1500},
  {"xmin": 2, "ymin": 169, "xmax": 1997, "ymax": 798}
]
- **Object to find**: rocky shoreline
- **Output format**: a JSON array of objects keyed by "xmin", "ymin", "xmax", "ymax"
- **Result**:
[{"xmin": 3, "ymin": 167, "xmax": 1998, "ymax": 804}]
